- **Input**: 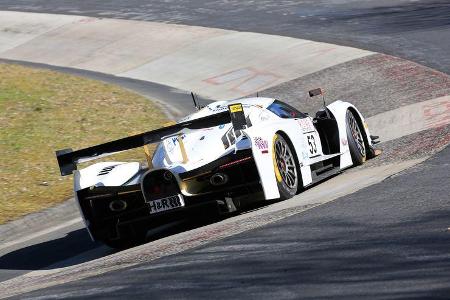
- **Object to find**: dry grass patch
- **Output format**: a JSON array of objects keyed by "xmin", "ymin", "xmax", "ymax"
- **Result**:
[{"xmin": 0, "ymin": 63, "xmax": 167, "ymax": 224}]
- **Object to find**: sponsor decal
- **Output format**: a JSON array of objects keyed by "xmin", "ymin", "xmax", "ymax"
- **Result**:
[
  {"xmin": 209, "ymin": 103, "xmax": 254, "ymax": 113},
  {"xmin": 229, "ymin": 104, "xmax": 243, "ymax": 113},
  {"xmin": 259, "ymin": 111, "xmax": 271, "ymax": 121},
  {"xmin": 208, "ymin": 106, "xmax": 228, "ymax": 112},
  {"xmin": 229, "ymin": 103, "xmax": 247, "ymax": 132},
  {"xmin": 302, "ymin": 151, "xmax": 309, "ymax": 159},
  {"xmin": 164, "ymin": 139, "xmax": 176, "ymax": 153},
  {"xmin": 298, "ymin": 118, "xmax": 315, "ymax": 133},
  {"xmin": 254, "ymin": 137, "xmax": 269, "ymax": 154},
  {"xmin": 170, "ymin": 134, "xmax": 186, "ymax": 145},
  {"xmin": 164, "ymin": 134, "xmax": 186, "ymax": 154}
]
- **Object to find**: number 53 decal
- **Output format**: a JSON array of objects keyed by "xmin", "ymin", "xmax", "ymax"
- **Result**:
[{"xmin": 307, "ymin": 134, "xmax": 317, "ymax": 155}]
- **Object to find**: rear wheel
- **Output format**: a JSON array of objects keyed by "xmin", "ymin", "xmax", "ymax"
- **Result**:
[
  {"xmin": 273, "ymin": 134, "xmax": 299, "ymax": 200},
  {"xmin": 346, "ymin": 110, "xmax": 366, "ymax": 165}
]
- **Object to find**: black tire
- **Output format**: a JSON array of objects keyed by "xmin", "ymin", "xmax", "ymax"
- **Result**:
[
  {"xmin": 273, "ymin": 134, "xmax": 299, "ymax": 200},
  {"xmin": 346, "ymin": 110, "xmax": 366, "ymax": 165}
]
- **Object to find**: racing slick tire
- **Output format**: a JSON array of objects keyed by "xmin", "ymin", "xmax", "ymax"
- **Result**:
[
  {"xmin": 273, "ymin": 134, "xmax": 299, "ymax": 200},
  {"xmin": 346, "ymin": 110, "xmax": 366, "ymax": 165}
]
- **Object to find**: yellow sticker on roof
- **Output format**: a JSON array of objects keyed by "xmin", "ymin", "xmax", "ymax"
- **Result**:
[{"xmin": 229, "ymin": 104, "xmax": 243, "ymax": 113}]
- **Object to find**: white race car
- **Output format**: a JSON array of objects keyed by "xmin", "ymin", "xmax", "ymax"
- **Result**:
[{"xmin": 56, "ymin": 89, "xmax": 378, "ymax": 248}]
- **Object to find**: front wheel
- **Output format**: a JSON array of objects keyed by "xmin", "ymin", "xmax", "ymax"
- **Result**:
[
  {"xmin": 346, "ymin": 110, "xmax": 366, "ymax": 165},
  {"xmin": 273, "ymin": 134, "xmax": 299, "ymax": 200}
]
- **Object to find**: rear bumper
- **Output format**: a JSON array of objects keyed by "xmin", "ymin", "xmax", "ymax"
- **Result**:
[
  {"xmin": 76, "ymin": 150, "xmax": 262, "ymax": 242},
  {"xmin": 179, "ymin": 149, "xmax": 259, "ymax": 196},
  {"xmin": 77, "ymin": 180, "xmax": 261, "ymax": 242},
  {"xmin": 91, "ymin": 198, "xmax": 225, "ymax": 242}
]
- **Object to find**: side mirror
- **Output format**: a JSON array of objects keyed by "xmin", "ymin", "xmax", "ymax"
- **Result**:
[
  {"xmin": 308, "ymin": 87, "xmax": 326, "ymax": 106},
  {"xmin": 308, "ymin": 88, "xmax": 324, "ymax": 98},
  {"xmin": 308, "ymin": 88, "xmax": 330, "ymax": 118}
]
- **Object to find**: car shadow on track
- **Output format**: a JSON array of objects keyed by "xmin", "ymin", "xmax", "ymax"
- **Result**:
[
  {"xmin": 0, "ymin": 165, "xmax": 353, "ymax": 276},
  {"xmin": 0, "ymin": 216, "xmax": 224, "ymax": 274},
  {"xmin": 0, "ymin": 229, "xmax": 110, "ymax": 272}
]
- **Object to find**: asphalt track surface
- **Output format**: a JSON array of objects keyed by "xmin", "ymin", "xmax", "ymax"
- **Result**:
[
  {"xmin": 15, "ymin": 146, "xmax": 450, "ymax": 299},
  {"xmin": 1, "ymin": 0, "xmax": 449, "ymax": 74},
  {"xmin": 1, "ymin": 1, "xmax": 450, "ymax": 298}
]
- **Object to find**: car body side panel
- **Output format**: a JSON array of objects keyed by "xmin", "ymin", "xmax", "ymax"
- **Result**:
[
  {"xmin": 274, "ymin": 118, "xmax": 316, "ymax": 186},
  {"xmin": 243, "ymin": 125, "xmax": 280, "ymax": 200},
  {"xmin": 326, "ymin": 101, "xmax": 352, "ymax": 169},
  {"xmin": 326, "ymin": 101, "xmax": 351, "ymax": 169},
  {"xmin": 350, "ymin": 103, "xmax": 373, "ymax": 147},
  {"xmin": 73, "ymin": 161, "xmax": 141, "ymax": 240},
  {"xmin": 295, "ymin": 117, "xmax": 324, "ymax": 168},
  {"xmin": 73, "ymin": 189, "xmax": 94, "ymax": 240},
  {"xmin": 300, "ymin": 165, "xmax": 313, "ymax": 185},
  {"xmin": 327, "ymin": 100, "xmax": 373, "ymax": 169},
  {"xmin": 243, "ymin": 117, "xmax": 319, "ymax": 199}
]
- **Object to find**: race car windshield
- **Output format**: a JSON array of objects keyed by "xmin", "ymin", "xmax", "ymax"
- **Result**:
[{"xmin": 267, "ymin": 100, "xmax": 307, "ymax": 119}]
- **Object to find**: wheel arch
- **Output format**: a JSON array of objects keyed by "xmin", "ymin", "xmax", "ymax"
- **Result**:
[
  {"xmin": 327, "ymin": 100, "xmax": 375, "ymax": 166},
  {"xmin": 347, "ymin": 107, "xmax": 372, "ymax": 158},
  {"xmin": 274, "ymin": 130, "xmax": 303, "ymax": 193}
]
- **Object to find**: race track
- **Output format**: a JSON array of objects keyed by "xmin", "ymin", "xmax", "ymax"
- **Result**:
[
  {"xmin": 15, "ymin": 147, "xmax": 450, "ymax": 299},
  {"xmin": 0, "ymin": 1, "xmax": 449, "ymax": 298},
  {"xmin": 1, "ymin": 0, "xmax": 449, "ymax": 73}
]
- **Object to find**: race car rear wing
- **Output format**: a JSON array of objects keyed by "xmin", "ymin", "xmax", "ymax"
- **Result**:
[{"xmin": 56, "ymin": 103, "xmax": 248, "ymax": 176}]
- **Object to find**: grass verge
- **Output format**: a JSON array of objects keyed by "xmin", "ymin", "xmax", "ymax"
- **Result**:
[{"xmin": 0, "ymin": 63, "xmax": 167, "ymax": 224}]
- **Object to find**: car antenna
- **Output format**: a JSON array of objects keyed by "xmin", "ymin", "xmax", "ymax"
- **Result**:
[{"xmin": 191, "ymin": 92, "xmax": 199, "ymax": 110}]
